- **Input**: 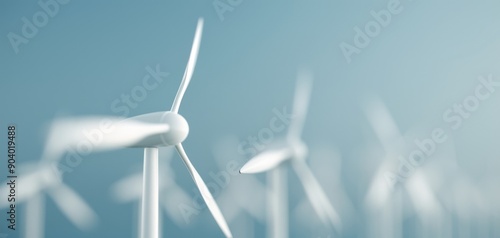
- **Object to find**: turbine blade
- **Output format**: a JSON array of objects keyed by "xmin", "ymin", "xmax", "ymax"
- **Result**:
[
  {"xmin": 288, "ymin": 70, "xmax": 313, "ymax": 139},
  {"xmin": 42, "ymin": 116, "xmax": 169, "ymax": 162},
  {"xmin": 175, "ymin": 144, "xmax": 233, "ymax": 238},
  {"xmin": 291, "ymin": 159, "xmax": 342, "ymax": 231},
  {"xmin": 239, "ymin": 148, "xmax": 292, "ymax": 174},
  {"xmin": 110, "ymin": 173, "xmax": 143, "ymax": 203},
  {"xmin": 161, "ymin": 183, "xmax": 192, "ymax": 228},
  {"xmin": 48, "ymin": 183, "xmax": 98, "ymax": 230},
  {"xmin": 406, "ymin": 172, "xmax": 442, "ymax": 221},
  {"xmin": 365, "ymin": 165, "xmax": 394, "ymax": 210},
  {"xmin": 171, "ymin": 18, "xmax": 204, "ymax": 113},
  {"xmin": 363, "ymin": 97, "xmax": 403, "ymax": 153}
]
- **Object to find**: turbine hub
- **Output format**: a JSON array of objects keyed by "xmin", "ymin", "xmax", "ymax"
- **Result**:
[
  {"xmin": 291, "ymin": 140, "xmax": 308, "ymax": 160},
  {"xmin": 160, "ymin": 112, "xmax": 189, "ymax": 146}
]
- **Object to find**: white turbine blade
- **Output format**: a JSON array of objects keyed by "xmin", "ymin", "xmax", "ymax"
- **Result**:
[
  {"xmin": 239, "ymin": 148, "xmax": 293, "ymax": 174},
  {"xmin": 171, "ymin": 18, "xmax": 204, "ymax": 113},
  {"xmin": 365, "ymin": 166, "xmax": 394, "ymax": 210},
  {"xmin": 364, "ymin": 98, "xmax": 403, "ymax": 153},
  {"xmin": 42, "ymin": 116, "xmax": 124, "ymax": 161},
  {"xmin": 175, "ymin": 144, "xmax": 233, "ymax": 238},
  {"xmin": 111, "ymin": 173, "xmax": 143, "ymax": 203},
  {"xmin": 288, "ymin": 70, "xmax": 313, "ymax": 139},
  {"xmin": 161, "ymin": 183, "xmax": 192, "ymax": 227},
  {"xmin": 291, "ymin": 159, "xmax": 342, "ymax": 231},
  {"xmin": 406, "ymin": 172, "xmax": 442, "ymax": 222},
  {"xmin": 48, "ymin": 183, "xmax": 98, "ymax": 230},
  {"xmin": 42, "ymin": 117, "xmax": 169, "ymax": 162},
  {"xmin": 363, "ymin": 98, "xmax": 404, "ymax": 211}
]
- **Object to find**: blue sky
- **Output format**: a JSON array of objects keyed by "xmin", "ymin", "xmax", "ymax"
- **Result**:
[{"xmin": 1, "ymin": 0, "xmax": 500, "ymax": 237}]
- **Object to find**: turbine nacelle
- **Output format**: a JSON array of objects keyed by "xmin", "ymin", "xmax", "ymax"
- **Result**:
[
  {"xmin": 288, "ymin": 139, "xmax": 308, "ymax": 161},
  {"xmin": 39, "ymin": 165, "xmax": 63, "ymax": 188},
  {"xmin": 160, "ymin": 112, "xmax": 189, "ymax": 146},
  {"xmin": 125, "ymin": 111, "xmax": 189, "ymax": 148}
]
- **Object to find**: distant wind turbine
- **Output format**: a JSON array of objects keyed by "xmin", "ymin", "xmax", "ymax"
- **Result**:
[
  {"xmin": 240, "ymin": 71, "xmax": 342, "ymax": 238},
  {"xmin": 363, "ymin": 97, "xmax": 444, "ymax": 238},
  {"xmin": 0, "ymin": 163, "xmax": 98, "ymax": 238}
]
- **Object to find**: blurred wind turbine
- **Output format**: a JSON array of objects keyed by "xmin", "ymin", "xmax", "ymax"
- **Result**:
[
  {"xmin": 40, "ymin": 18, "xmax": 232, "ymax": 238},
  {"xmin": 213, "ymin": 136, "xmax": 267, "ymax": 238},
  {"xmin": 240, "ymin": 71, "xmax": 342, "ymax": 238},
  {"xmin": 110, "ymin": 147, "xmax": 192, "ymax": 237},
  {"xmin": 0, "ymin": 163, "xmax": 97, "ymax": 238},
  {"xmin": 428, "ymin": 139, "xmax": 490, "ymax": 238},
  {"xmin": 363, "ymin": 98, "xmax": 443, "ymax": 238}
]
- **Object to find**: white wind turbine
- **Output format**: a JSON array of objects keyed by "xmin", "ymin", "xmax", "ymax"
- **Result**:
[
  {"xmin": 213, "ymin": 136, "xmax": 267, "ymax": 238},
  {"xmin": 363, "ymin": 98, "xmax": 443, "ymax": 238},
  {"xmin": 40, "ymin": 18, "xmax": 232, "ymax": 238},
  {"xmin": 110, "ymin": 147, "xmax": 192, "ymax": 237},
  {"xmin": 0, "ymin": 162, "xmax": 98, "ymax": 238},
  {"xmin": 239, "ymin": 71, "xmax": 342, "ymax": 238}
]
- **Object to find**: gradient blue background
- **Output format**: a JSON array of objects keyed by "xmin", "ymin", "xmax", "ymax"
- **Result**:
[{"xmin": 1, "ymin": 0, "xmax": 500, "ymax": 237}]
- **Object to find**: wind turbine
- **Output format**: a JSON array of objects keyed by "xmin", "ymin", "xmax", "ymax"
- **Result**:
[
  {"xmin": 0, "ymin": 162, "xmax": 98, "ymax": 238},
  {"xmin": 110, "ymin": 147, "xmax": 192, "ymax": 237},
  {"xmin": 363, "ymin": 98, "xmax": 443, "ymax": 238},
  {"xmin": 239, "ymin": 71, "xmax": 342, "ymax": 238},
  {"xmin": 40, "ymin": 18, "xmax": 232, "ymax": 238}
]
